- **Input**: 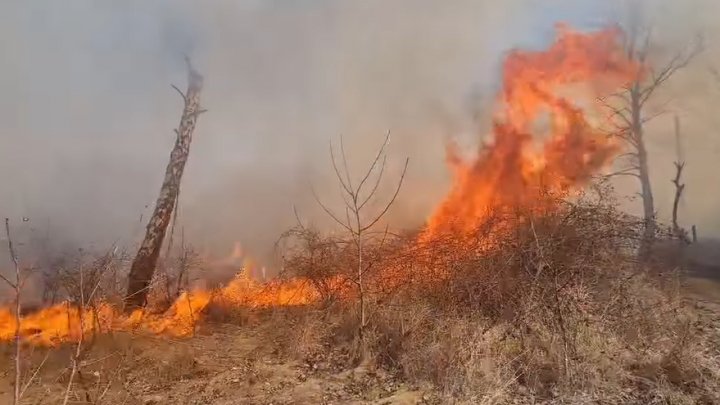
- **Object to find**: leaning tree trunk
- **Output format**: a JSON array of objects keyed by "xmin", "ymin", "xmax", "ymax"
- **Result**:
[{"xmin": 124, "ymin": 64, "xmax": 204, "ymax": 312}]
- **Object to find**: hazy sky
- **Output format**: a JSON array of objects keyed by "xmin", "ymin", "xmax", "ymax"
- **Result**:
[{"xmin": 0, "ymin": 0, "xmax": 718, "ymax": 268}]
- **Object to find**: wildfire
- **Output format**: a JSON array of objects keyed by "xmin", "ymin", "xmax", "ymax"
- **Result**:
[
  {"xmin": 0, "ymin": 254, "xmax": 321, "ymax": 346},
  {"xmin": 0, "ymin": 24, "xmax": 641, "ymax": 346},
  {"xmin": 423, "ymin": 24, "xmax": 640, "ymax": 239}
]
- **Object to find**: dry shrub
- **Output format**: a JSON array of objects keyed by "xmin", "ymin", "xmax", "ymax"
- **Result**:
[
  {"xmin": 282, "ymin": 310, "xmax": 328, "ymax": 359},
  {"xmin": 278, "ymin": 226, "xmax": 355, "ymax": 306},
  {"xmin": 0, "ymin": 333, "xmax": 139, "ymax": 404},
  {"xmin": 41, "ymin": 247, "xmax": 130, "ymax": 309},
  {"xmin": 304, "ymin": 185, "xmax": 720, "ymax": 403},
  {"xmin": 260, "ymin": 307, "xmax": 333, "ymax": 360},
  {"xmin": 136, "ymin": 345, "xmax": 202, "ymax": 383}
]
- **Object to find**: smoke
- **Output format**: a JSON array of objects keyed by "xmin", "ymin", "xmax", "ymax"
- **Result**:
[{"xmin": 0, "ymin": 0, "xmax": 719, "ymax": 277}]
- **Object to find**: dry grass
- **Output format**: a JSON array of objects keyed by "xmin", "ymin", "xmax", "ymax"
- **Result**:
[{"xmin": 273, "ymin": 186, "xmax": 720, "ymax": 403}]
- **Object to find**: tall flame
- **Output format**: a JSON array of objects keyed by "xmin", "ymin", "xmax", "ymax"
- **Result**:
[{"xmin": 424, "ymin": 24, "xmax": 640, "ymax": 238}]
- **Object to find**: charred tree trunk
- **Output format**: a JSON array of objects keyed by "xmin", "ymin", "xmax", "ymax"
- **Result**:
[{"xmin": 124, "ymin": 63, "xmax": 204, "ymax": 312}]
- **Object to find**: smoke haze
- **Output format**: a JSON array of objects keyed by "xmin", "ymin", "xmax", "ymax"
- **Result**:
[{"xmin": 1, "ymin": 0, "xmax": 719, "ymax": 276}]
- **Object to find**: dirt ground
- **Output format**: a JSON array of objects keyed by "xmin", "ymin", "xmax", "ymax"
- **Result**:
[
  {"xmin": 1, "ymin": 315, "xmax": 433, "ymax": 405},
  {"xmin": 2, "ymin": 275, "xmax": 719, "ymax": 405}
]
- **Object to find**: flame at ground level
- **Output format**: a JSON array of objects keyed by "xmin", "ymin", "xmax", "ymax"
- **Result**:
[{"xmin": 0, "ymin": 271, "xmax": 336, "ymax": 346}]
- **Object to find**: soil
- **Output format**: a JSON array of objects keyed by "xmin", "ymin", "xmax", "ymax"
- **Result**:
[{"xmin": 1, "ymin": 320, "xmax": 431, "ymax": 405}]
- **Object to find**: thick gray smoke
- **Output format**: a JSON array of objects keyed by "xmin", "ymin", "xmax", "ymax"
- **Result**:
[{"xmin": 0, "ymin": 0, "xmax": 719, "ymax": 282}]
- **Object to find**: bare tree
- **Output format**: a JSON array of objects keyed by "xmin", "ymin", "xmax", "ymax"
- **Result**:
[
  {"xmin": 670, "ymin": 116, "xmax": 691, "ymax": 244},
  {"xmin": 124, "ymin": 59, "xmax": 206, "ymax": 312},
  {"xmin": 61, "ymin": 257, "xmax": 105, "ymax": 405},
  {"xmin": 313, "ymin": 131, "xmax": 408, "ymax": 339},
  {"xmin": 1, "ymin": 218, "xmax": 22, "ymax": 405},
  {"xmin": 601, "ymin": 20, "xmax": 701, "ymax": 256}
]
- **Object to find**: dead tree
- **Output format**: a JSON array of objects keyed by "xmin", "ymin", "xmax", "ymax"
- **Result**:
[
  {"xmin": 124, "ymin": 60, "xmax": 205, "ymax": 312},
  {"xmin": 671, "ymin": 161, "xmax": 686, "ymax": 239},
  {"xmin": 672, "ymin": 116, "xmax": 685, "ymax": 236},
  {"xmin": 671, "ymin": 116, "xmax": 689, "ymax": 243},
  {"xmin": 313, "ymin": 131, "xmax": 408, "ymax": 339},
  {"xmin": 601, "ymin": 23, "xmax": 701, "ymax": 256}
]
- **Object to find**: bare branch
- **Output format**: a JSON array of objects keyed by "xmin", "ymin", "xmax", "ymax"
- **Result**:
[
  {"xmin": 170, "ymin": 84, "xmax": 187, "ymax": 103},
  {"xmin": 639, "ymin": 41, "xmax": 702, "ymax": 105},
  {"xmin": 19, "ymin": 350, "xmax": 49, "ymax": 398},
  {"xmin": 344, "ymin": 207, "xmax": 357, "ymax": 241},
  {"xmin": 329, "ymin": 140, "xmax": 353, "ymax": 196},
  {"xmin": 606, "ymin": 90, "xmax": 631, "ymax": 104},
  {"xmin": 311, "ymin": 187, "xmax": 353, "ymax": 234},
  {"xmin": 292, "ymin": 205, "xmax": 307, "ymax": 231},
  {"xmin": 339, "ymin": 188, "xmax": 356, "ymax": 213},
  {"xmin": 0, "ymin": 271, "xmax": 15, "ymax": 289},
  {"xmin": 616, "ymin": 152, "xmax": 639, "ymax": 160},
  {"xmin": 360, "ymin": 157, "xmax": 410, "ymax": 233},
  {"xmin": 356, "ymin": 130, "xmax": 391, "ymax": 197},
  {"xmin": 339, "ymin": 135, "xmax": 354, "ymax": 191},
  {"xmin": 604, "ymin": 126, "xmax": 639, "ymax": 148},
  {"xmin": 603, "ymin": 167, "xmax": 641, "ymax": 179},
  {"xmin": 598, "ymin": 97, "xmax": 633, "ymax": 128},
  {"xmin": 358, "ymin": 155, "xmax": 387, "ymax": 210},
  {"xmin": 641, "ymin": 108, "xmax": 669, "ymax": 124}
]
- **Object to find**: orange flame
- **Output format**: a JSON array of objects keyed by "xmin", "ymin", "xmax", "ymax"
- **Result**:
[
  {"xmin": 0, "ymin": 255, "xmax": 326, "ymax": 346},
  {"xmin": 424, "ymin": 24, "xmax": 640, "ymax": 239}
]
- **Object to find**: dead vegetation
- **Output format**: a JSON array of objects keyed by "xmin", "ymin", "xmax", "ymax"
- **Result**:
[{"xmin": 270, "ymin": 184, "xmax": 720, "ymax": 404}]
